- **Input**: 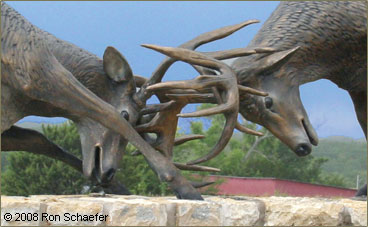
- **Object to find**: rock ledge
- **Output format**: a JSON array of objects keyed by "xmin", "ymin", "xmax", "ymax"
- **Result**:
[{"xmin": 1, "ymin": 195, "xmax": 366, "ymax": 226}]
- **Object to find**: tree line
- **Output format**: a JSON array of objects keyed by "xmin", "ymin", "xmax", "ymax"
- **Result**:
[{"xmin": 2, "ymin": 105, "xmax": 364, "ymax": 196}]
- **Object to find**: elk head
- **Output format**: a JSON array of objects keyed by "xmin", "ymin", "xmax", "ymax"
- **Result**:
[
  {"xmin": 232, "ymin": 48, "xmax": 319, "ymax": 156},
  {"xmin": 78, "ymin": 46, "xmax": 139, "ymax": 185}
]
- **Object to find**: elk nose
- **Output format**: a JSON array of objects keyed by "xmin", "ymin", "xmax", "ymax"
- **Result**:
[
  {"xmin": 295, "ymin": 143, "xmax": 311, "ymax": 156},
  {"xmin": 92, "ymin": 145, "xmax": 116, "ymax": 184}
]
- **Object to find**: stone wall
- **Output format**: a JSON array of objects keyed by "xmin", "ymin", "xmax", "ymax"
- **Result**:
[{"xmin": 1, "ymin": 195, "xmax": 366, "ymax": 226}]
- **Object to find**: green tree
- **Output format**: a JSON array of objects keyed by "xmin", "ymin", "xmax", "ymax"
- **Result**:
[
  {"xmin": 115, "ymin": 144, "xmax": 171, "ymax": 196},
  {"xmin": 1, "ymin": 104, "xmax": 356, "ymax": 196},
  {"xmin": 1, "ymin": 121, "xmax": 171, "ymax": 196},
  {"xmin": 1, "ymin": 122, "xmax": 90, "ymax": 196},
  {"xmin": 313, "ymin": 137, "xmax": 367, "ymax": 188},
  {"xmin": 173, "ymin": 104, "xmax": 347, "ymax": 188}
]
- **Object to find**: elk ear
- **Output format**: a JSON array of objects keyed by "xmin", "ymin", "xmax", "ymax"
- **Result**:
[
  {"xmin": 257, "ymin": 46, "xmax": 300, "ymax": 74},
  {"xmin": 103, "ymin": 46, "xmax": 133, "ymax": 82}
]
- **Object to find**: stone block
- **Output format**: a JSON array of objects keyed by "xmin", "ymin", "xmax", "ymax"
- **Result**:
[
  {"xmin": 206, "ymin": 196, "xmax": 265, "ymax": 226},
  {"xmin": 105, "ymin": 198, "xmax": 168, "ymax": 226},
  {"xmin": 258, "ymin": 196, "xmax": 346, "ymax": 226},
  {"xmin": 43, "ymin": 201, "xmax": 105, "ymax": 226},
  {"xmin": 340, "ymin": 199, "xmax": 367, "ymax": 226},
  {"xmin": 1, "ymin": 196, "xmax": 45, "ymax": 226},
  {"xmin": 173, "ymin": 199, "xmax": 221, "ymax": 226}
]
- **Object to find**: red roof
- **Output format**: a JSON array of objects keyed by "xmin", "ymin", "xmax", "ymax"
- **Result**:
[{"xmin": 198, "ymin": 175, "xmax": 357, "ymax": 198}]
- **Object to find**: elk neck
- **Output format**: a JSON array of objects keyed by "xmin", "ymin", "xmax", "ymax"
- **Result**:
[
  {"xmin": 233, "ymin": 1, "xmax": 366, "ymax": 93},
  {"xmin": 40, "ymin": 31, "xmax": 113, "ymax": 100}
]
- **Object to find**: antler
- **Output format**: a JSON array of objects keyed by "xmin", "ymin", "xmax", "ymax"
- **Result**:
[
  {"xmin": 133, "ymin": 19, "xmax": 260, "ymax": 106},
  {"xmin": 134, "ymin": 19, "xmax": 271, "ymax": 166},
  {"xmin": 140, "ymin": 45, "xmax": 239, "ymax": 165}
]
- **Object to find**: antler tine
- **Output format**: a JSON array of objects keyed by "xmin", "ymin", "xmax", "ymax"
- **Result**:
[
  {"xmin": 137, "ymin": 113, "xmax": 156, "ymax": 125},
  {"xmin": 140, "ymin": 100, "xmax": 176, "ymax": 115},
  {"xmin": 133, "ymin": 19, "xmax": 260, "ymax": 106},
  {"xmin": 185, "ymin": 87, "xmax": 238, "ymax": 165},
  {"xmin": 174, "ymin": 134, "xmax": 205, "ymax": 146},
  {"xmin": 174, "ymin": 162, "xmax": 220, "ymax": 172},
  {"xmin": 190, "ymin": 181, "xmax": 216, "ymax": 189},
  {"xmin": 133, "ymin": 75, "xmax": 148, "ymax": 87},
  {"xmin": 238, "ymin": 84, "xmax": 268, "ymax": 96},
  {"xmin": 181, "ymin": 19, "xmax": 260, "ymax": 49},
  {"xmin": 141, "ymin": 44, "xmax": 226, "ymax": 70},
  {"xmin": 187, "ymin": 47, "xmax": 276, "ymax": 88},
  {"xmin": 135, "ymin": 101, "xmax": 187, "ymax": 158},
  {"xmin": 213, "ymin": 85, "xmax": 264, "ymax": 136},
  {"xmin": 166, "ymin": 93, "xmax": 216, "ymax": 104},
  {"xmin": 235, "ymin": 121, "xmax": 263, "ymax": 136},
  {"xmin": 187, "ymin": 111, "xmax": 238, "ymax": 165},
  {"xmin": 202, "ymin": 46, "xmax": 277, "ymax": 60}
]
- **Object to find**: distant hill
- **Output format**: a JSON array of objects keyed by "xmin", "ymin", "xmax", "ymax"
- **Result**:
[
  {"xmin": 15, "ymin": 122, "xmax": 44, "ymax": 132},
  {"xmin": 320, "ymin": 136, "xmax": 366, "ymax": 143},
  {"xmin": 15, "ymin": 121, "xmax": 64, "ymax": 132},
  {"xmin": 313, "ymin": 136, "xmax": 367, "ymax": 188}
]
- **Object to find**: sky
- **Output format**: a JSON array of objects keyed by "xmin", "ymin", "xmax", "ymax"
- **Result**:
[{"xmin": 8, "ymin": 1, "xmax": 365, "ymax": 139}]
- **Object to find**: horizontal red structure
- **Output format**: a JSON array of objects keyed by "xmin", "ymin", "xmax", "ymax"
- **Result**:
[{"xmin": 198, "ymin": 175, "xmax": 357, "ymax": 198}]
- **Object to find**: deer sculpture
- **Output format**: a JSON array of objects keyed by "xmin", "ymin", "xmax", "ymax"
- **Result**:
[
  {"xmin": 147, "ymin": 1, "xmax": 367, "ymax": 197},
  {"xmin": 1, "ymin": 2, "xmax": 267, "ymax": 199}
]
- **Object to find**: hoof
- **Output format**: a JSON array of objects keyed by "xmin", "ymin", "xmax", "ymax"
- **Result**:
[
  {"xmin": 190, "ymin": 181, "xmax": 215, "ymax": 188},
  {"xmin": 175, "ymin": 187, "xmax": 204, "ymax": 200},
  {"xmin": 97, "ymin": 181, "xmax": 131, "ymax": 195},
  {"xmin": 350, "ymin": 196, "xmax": 367, "ymax": 201}
]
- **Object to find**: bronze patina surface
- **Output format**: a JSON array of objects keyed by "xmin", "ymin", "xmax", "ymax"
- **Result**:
[
  {"xmin": 232, "ymin": 1, "xmax": 366, "ymax": 155},
  {"xmin": 1, "ymin": 3, "xmax": 265, "ymax": 199},
  {"xmin": 230, "ymin": 1, "xmax": 367, "ymax": 196}
]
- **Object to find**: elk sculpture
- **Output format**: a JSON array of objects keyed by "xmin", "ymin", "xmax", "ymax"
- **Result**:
[
  {"xmin": 232, "ymin": 1, "xmax": 367, "ymax": 197},
  {"xmin": 1, "ymin": 2, "xmax": 268, "ymax": 199},
  {"xmin": 149, "ymin": 1, "xmax": 367, "ymax": 197}
]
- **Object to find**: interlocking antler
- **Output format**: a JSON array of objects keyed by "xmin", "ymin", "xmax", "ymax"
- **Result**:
[
  {"xmin": 141, "ymin": 45, "xmax": 240, "ymax": 165},
  {"xmin": 133, "ymin": 19, "xmax": 261, "ymax": 105},
  {"xmin": 133, "ymin": 19, "xmax": 273, "ymax": 166}
]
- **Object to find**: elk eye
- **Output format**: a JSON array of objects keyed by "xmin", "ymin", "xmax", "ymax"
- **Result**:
[
  {"xmin": 264, "ymin": 97, "xmax": 273, "ymax": 109},
  {"xmin": 121, "ymin": 111, "xmax": 129, "ymax": 121}
]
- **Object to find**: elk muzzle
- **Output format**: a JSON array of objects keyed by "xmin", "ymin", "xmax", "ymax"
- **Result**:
[
  {"xmin": 82, "ymin": 141, "xmax": 121, "ymax": 185},
  {"xmin": 266, "ymin": 115, "xmax": 318, "ymax": 157},
  {"xmin": 91, "ymin": 145, "xmax": 116, "ymax": 185}
]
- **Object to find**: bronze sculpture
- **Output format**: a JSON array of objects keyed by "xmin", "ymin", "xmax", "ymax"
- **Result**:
[
  {"xmin": 1, "ymin": 2, "xmax": 265, "ymax": 199},
  {"xmin": 230, "ymin": 1, "xmax": 366, "ymax": 196},
  {"xmin": 1, "ymin": 2, "xmax": 201, "ymax": 199},
  {"xmin": 146, "ymin": 1, "xmax": 367, "ymax": 197},
  {"xmin": 3, "ymin": 1, "xmax": 365, "ymax": 199}
]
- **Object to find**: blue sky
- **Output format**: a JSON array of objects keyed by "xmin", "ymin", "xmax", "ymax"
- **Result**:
[{"xmin": 9, "ymin": 1, "xmax": 364, "ymax": 139}]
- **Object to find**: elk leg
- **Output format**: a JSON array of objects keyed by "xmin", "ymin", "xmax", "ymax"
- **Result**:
[
  {"xmin": 28, "ymin": 59, "xmax": 201, "ymax": 199},
  {"xmin": 349, "ymin": 90, "xmax": 367, "ymax": 138},
  {"xmin": 349, "ymin": 91, "xmax": 367, "ymax": 197},
  {"xmin": 2, "ymin": 126, "xmax": 82, "ymax": 172},
  {"xmin": 355, "ymin": 184, "xmax": 367, "ymax": 198},
  {"xmin": 1, "ymin": 126, "xmax": 131, "ymax": 195}
]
